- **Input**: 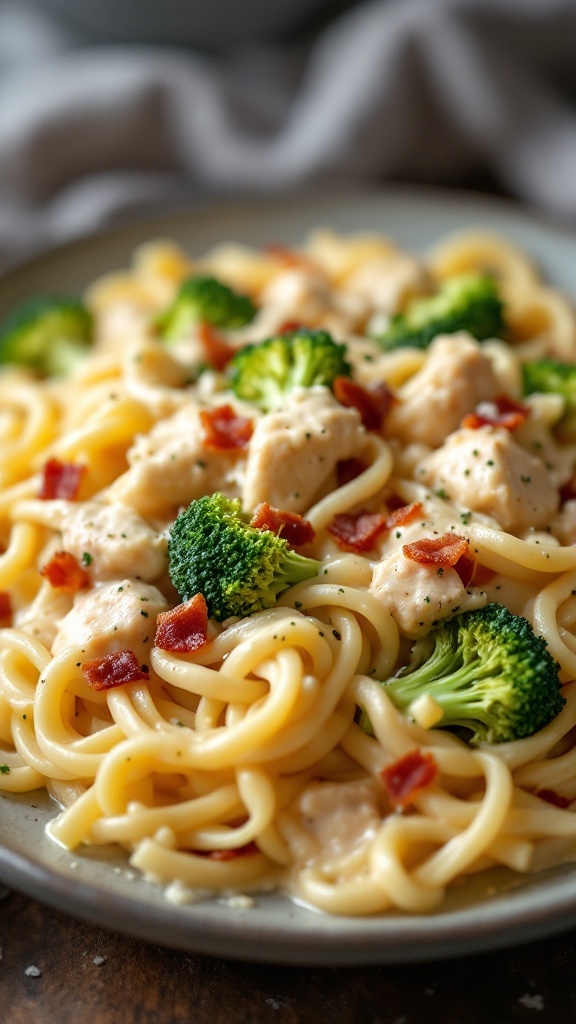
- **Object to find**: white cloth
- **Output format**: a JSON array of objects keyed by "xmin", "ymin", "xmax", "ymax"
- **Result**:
[{"xmin": 1, "ymin": 0, "xmax": 576, "ymax": 270}]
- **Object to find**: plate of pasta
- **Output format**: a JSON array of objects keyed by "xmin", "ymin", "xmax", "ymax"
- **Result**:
[{"xmin": 2, "ymin": 186, "xmax": 576, "ymax": 965}]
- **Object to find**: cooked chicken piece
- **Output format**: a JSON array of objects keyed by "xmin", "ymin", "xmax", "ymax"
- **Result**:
[
  {"xmin": 15, "ymin": 583, "xmax": 74, "ymax": 651},
  {"xmin": 242, "ymin": 387, "xmax": 365, "ymax": 514},
  {"xmin": 386, "ymin": 334, "xmax": 501, "ymax": 448},
  {"xmin": 344, "ymin": 252, "xmax": 432, "ymax": 316},
  {"xmin": 416, "ymin": 425, "xmax": 558, "ymax": 533},
  {"xmin": 111, "ymin": 403, "xmax": 246, "ymax": 517},
  {"xmin": 122, "ymin": 339, "xmax": 194, "ymax": 419},
  {"xmin": 61, "ymin": 502, "xmax": 167, "ymax": 582},
  {"xmin": 15, "ymin": 499, "xmax": 167, "ymax": 583},
  {"xmin": 252, "ymin": 267, "xmax": 366, "ymax": 338},
  {"xmin": 279, "ymin": 779, "xmax": 385, "ymax": 869},
  {"xmin": 51, "ymin": 578, "xmax": 168, "ymax": 663},
  {"xmin": 370, "ymin": 552, "xmax": 487, "ymax": 639}
]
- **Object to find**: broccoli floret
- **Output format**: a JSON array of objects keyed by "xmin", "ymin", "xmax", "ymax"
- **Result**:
[
  {"xmin": 168, "ymin": 492, "xmax": 321, "ymax": 621},
  {"xmin": 156, "ymin": 275, "xmax": 256, "ymax": 340},
  {"xmin": 374, "ymin": 273, "xmax": 505, "ymax": 351},
  {"xmin": 372, "ymin": 604, "xmax": 564, "ymax": 745},
  {"xmin": 522, "ymin": 359, "xmax": 576, "ymax": 436},
  {"xmin": 228, "ymin": 328, "xmax": 351, "ymax": 411},
  {"xmin": 0, "ymin": 296, "xmax": 92, "ymax": 375}
]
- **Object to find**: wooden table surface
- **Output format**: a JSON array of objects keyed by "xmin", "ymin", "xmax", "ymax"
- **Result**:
[{"xmin": 1, "ymin": 886, "xmax": 575, "ymax": 1024}]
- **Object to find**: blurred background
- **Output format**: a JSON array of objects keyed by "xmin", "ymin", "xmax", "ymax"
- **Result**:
[{"xmin": 1, "ymin": 0, "xmax": 576, "ymax": 270}]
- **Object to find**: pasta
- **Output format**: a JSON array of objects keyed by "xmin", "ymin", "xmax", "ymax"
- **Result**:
[{"xmin": 2, "ymin": 223, "xmax": 576, "ymax": 918}]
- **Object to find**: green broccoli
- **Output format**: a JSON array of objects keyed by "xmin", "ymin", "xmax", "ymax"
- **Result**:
[
  {"xmin": 367, "ymin": 604, "xmax": 564, "ymax": 745},
  {"xmin": 374, "ymin": 273, "xmax": 505, "ymax": 351},
  {"xmin": 156, "ymin": 275, "xmax": 256, "ymax": 340},
  {"xmin": 0, "ymin": 296, "xmax": 92, "ymax": 375},
  {"xmin": 522, "ymin": 359, "xmax": 576, "ymax": 437},
  {"xmin": 228, "ymin": 328, "xmax": 351, "ymax": 412},
  {"xmin": 168, "ymin": 492, "xmax": 321, "ymax": 621}
]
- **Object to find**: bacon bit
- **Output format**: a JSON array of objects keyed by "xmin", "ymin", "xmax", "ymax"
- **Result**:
[
  {"xmin": 381, "ymin": 749, "xmax": 438, "ymax": 809},
  {"xmin": 453, "ymin": 551, "xmax": 476, "ymax": 588},
  {"xmin": 336, "ymin": 458, "xmax": 367, "ymax": 487},
  {"xmin": 278, "ymin": 320, "xmax": 307, "ymax": 335},
  {"xmin": 328, "ymin": 511, "xmax": 388, "ymax": 553},
  {"xmin": 154, "ymin": 594, "xmax": 208, "ymax": 653},
  {"xmin": 39, "ymin": 458, "xmax": 86, "ymax": 501},
  {"xmin": 250, "ymin": 502, "xmax": 316, "ymax": 547},
  {"xmin": 403, "ymin": 533, "xmax": 469, "ymax": 567},
  {"xmin": 82, "ymin": 650, "xmax": 149, "ymax": 692},
  {"xmin": 207, "ymin": 842, "xmax": 259, "ymax": 861},
  {"xmin": 386, "ymin": 502, "xmax": 422, "ymax": 530},
  {"xmin": 461, "ymin": 394, "xmax": 530, "ymax": 432},
  {"xmin": 264, "ymin": 243, "xmax": 311, "ymax": 269},
  {"xmin": 333, "ymin": 377, "xmax": 397, "ymax": 431},
  {"xmin": 560, "ymin": 476, "xmax": 576, "ymax": 505},
  {"xmin": 385, "ymin": 493, "xmax": 407, "ymax": 513},
  {"xmin": 40, "ymin": 551, "xmax": 90, "ymax": 592},
  {"xmin": 471, "ymin": 563, "xmax": 496, "ymax": 586},
  {"xmin": 198, "ymin": 322, "xmax": 235, "ymax": 372},
  {"xmin": 535, "ymin": 788, "xmax": 571, "ymax": 809},
  {"xmin": 200, "ymin": 404, "xmax": 253, "ymax": 451},
  {"xmin": 0, "ymin": 592, "xmax": 11, "ymax": 620}
]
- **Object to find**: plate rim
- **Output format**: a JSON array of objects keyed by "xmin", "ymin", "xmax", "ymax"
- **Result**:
[{"xmin": 2, "ymin": 180, "xmax": 576, "ymax": 286}]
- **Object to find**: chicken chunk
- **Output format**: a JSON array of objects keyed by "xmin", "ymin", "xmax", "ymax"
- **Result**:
[
  {"xmin": 344, "ymin": 252, "xmax": 432, "ymax": 316},
  {"xmin": 51, "ymin": 578, "xmax": 168, "ymax": 663},
  {"xmin": 60, "ymin": 502, "xmax": 167, "ymax": 582},
  {"xmin": 16, "ymin": 499, "xmax": 167, "ymax": 583},
  {"xmin": 370, "ymin": 552, "xmax": 487, "ymax": 639},
  {"xmin": 122, "ymin": 339, "xmax": 194, "ymax": 419},
  {"xmin": 279, "ymin": 779, "xmax": 385, "ymax": 870},
  {"xmin": 242, "ymin": 387, "xmax": 365, "ymax": 514},
  {"xmin": 416, "ymin": 425, "xmax": 559, "ymax": 533},
  {"xmin": 252, "ymin": 267, "xmax": 366, "ymax": 338},
  {"xmin": 111, "ymin": 403, "xmax": 246, "ymax": 518},
  {"xmin": 386, "ymin": 333, "xmax": 501, "ymax": 448},
  {"xmin": 15, "ymin": 583, "xmax": 74, "ymax": 651}
]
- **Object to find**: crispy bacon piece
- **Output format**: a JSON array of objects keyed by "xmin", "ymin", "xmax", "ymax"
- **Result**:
[
  {"xmin": 535, "ymin": 788, "xmax": 571, "ymax": 809},
  {"xmin": 403, "ymin": 533, "xmax": 469, "ymax": 567},
  {"xmin": 381, "ymin": 749, "xmax": 438, "ymax": 809},
  {"xmin": 197, "ymin": 322, "xmax": 236, "ymax": 372},
  {"xmin": 461, "ymin": 394, "xmax": 530, "ymax": 432},
  {"xmin": 386, "ymin": 502, "xmax": 422, "ymax": 530},
  {"xmin": 278, "ymin": 320, "xmax": 307, "ymax": 335},
  {"xmin": 39, "ymin": 458, "xmax": 86, "ymax": 500},
  {"xmin": 82, "ymin": 649, "xmax": 150, "ymax": 691},
  {"xmin": 453, "ymin": 551, "xmax": 476, "ymax": 588},
  {"xmin": 328, "ymin": 511, "xmax": 388, "ymax": 553},
  {"xmin": 40, "ymin": 551, "xmax": 90, "ymax": 592},
  {"xmin": 250, "ymin": 502, "xmax": 316, "ymax": 547},
  {"xmin": 328, "ymin": 502, "xmax": 423, "ymax": 553},
  {"xmin": 471, "ymin": 563, "xmax": 496, "ymax": 587},
  {"xmin": 336, "ymin": 458, "xmax": 367, "ymax": 487},
  {"xmin": 333, "ymin": 377, "xmax": 397, "ymax": 432},
  {"xmin": 154, "ymin": 594, "xmax": 208, "ymax": 653},
  {"xmin": 560, "ymin": 476, "xmax": 576, "ymax": 505},
  {"xmin": 264, "ymin": 243, "xmax": 311, "ymax": 269},
  {"xmin": 0, "ymin": 592, "xmax": 12, "ymax": 620},
  {"xmin": 207, "ymin": 842, "xmax": 259, "ymax": 861},
  {"xmin": 200, "ymin": 404, "xmax": 253, "ymax": 451}
]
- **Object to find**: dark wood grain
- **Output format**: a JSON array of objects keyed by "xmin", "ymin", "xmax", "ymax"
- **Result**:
[{"xmin": 1, "ymin": 889, "xmax": 576, "ymax": 1024}]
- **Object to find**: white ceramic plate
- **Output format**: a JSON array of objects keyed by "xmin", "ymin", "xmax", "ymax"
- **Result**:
[{"xmin": 2, "ymin": 186, "xmax": 576, "ymax": 965}]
